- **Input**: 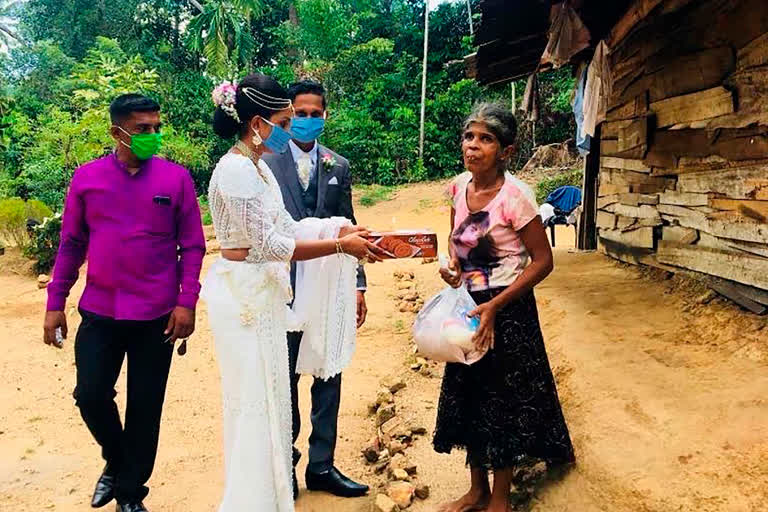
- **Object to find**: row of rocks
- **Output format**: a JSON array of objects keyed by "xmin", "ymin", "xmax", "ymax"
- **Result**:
[
  {"xmin": 366, "ymin": 376, "xmax": 430, "ymax": 510},
  {"xmin": 394, "ymin": 271, "xmax": 424, "ymax": 313}
]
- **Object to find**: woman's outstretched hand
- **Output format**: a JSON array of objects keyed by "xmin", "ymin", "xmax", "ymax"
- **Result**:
[
  {"xmin": 338, "ymin": 225, "xmax": 367, "ymax": 238},
  {"xmin": 468, "ymin": 302, "xmax": 498, "ymax": 352},
  {"xmin": 439, "ymin": 256, "xmax": 462, "ymax": 288},
  {"xmin": 339, "ymin": 232, "xmax": 385, "ymax": 263}
]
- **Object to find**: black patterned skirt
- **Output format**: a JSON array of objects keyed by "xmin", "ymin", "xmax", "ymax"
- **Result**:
[{"xmin": 433, "ymin": 288, "xmax": 575, "ymax": 470}]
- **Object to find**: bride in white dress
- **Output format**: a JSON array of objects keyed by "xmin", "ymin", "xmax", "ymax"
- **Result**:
[{"xmin": 201, "ymin": 74, "xmax": 382, "ymax": 512}]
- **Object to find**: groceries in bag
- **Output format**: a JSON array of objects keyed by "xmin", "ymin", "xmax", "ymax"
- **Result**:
[{"xmin": 412, "ymin": 285, "xmax": 487, "ymax": 364}]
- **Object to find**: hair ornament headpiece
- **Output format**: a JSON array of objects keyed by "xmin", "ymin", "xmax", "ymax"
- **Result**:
[{"xmin": 212, "ymin": 80, "xmax": 240, "ymax": 123}]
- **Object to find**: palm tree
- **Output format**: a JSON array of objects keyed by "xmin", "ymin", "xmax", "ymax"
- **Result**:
[
  {"xmin": 0, "ymin": 0, "xmax": 22, "ymax": 51},
  {"xmin": 187, "ymin": 0, "xmax": 263, "ymax": 77}
]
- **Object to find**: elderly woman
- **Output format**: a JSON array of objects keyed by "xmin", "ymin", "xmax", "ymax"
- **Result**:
[{"xmin": 435, "ymin": 103, "xmax": 575, "ymax": 512}]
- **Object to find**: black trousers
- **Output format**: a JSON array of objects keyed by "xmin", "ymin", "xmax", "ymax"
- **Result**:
[
  {"xmin": 73, "ymin": 309, "xmax": 174, "ymax": 503},
  {"xmin": 287, "ymin": 331, "xmax": 342, "ymax": 473}
]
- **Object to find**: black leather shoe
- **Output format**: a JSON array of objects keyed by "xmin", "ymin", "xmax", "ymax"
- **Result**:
[
  {"xmin": 292, "ymin": 469, "xmax": 299, "ymax": 500},
  {"xmin": 90, "ymin": 469, "xmax": 116, "ymax": 508},
  {"xmin": 116, "ymin": 502, "xmax": 148, "ymax": 512},
  {"xmin": 305, "ymin": 467, "xmax": 369, "ymax": 498}
]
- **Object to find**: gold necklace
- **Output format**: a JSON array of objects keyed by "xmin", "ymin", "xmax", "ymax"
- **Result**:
[{"xmin": 233, "ymin": 140, "xmax": 268, "ymax": 182}]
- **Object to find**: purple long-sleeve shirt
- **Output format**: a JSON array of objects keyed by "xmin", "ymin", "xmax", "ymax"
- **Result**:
[{"xmin": 47, "ymin": 154, "xmax": 206, "ymax": 321}]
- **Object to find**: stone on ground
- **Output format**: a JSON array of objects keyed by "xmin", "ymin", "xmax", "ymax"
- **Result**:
[
  {"xmin": 374, "ymin": 493, "xmax": 400, "ymax": 512},
  {"xmin": 388, "ymin": 481, "xmax": 415, "ymax": 508}
]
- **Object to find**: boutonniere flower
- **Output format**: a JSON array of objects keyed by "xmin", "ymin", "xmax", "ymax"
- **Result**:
[{"xmin": 321, "ymin": 153, "xmax": 337, "ymax": 172}]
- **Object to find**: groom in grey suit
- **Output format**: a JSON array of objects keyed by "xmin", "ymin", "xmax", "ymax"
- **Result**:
[{"xmin": 262, "ymin": 80, "xmax": 369, "ymax": 499}]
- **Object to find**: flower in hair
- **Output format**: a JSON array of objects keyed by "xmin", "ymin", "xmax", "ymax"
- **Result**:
[{"xmin": 212, "ymin": 80, "xmax": 240, "ymax": 123}]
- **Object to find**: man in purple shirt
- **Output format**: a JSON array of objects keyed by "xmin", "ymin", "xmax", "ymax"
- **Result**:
[{"xmin": 42, "ymin": 94, "xmax": 205, "ymax": 512}]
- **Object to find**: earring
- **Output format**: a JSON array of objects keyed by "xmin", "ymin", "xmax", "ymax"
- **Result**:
[{"xmin": 252, "ymin": 130, "xmax": 263, "ymax": 147}]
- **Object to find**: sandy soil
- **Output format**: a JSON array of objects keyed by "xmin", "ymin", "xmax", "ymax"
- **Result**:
[{"xmin": 1, "ymin": 180, "xmax": 766, "ymax": 512}]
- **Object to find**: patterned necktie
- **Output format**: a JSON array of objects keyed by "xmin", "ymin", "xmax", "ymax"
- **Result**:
[{"xmin": 297, "ymin": 153, "xmax": 312, "ymax": 191}]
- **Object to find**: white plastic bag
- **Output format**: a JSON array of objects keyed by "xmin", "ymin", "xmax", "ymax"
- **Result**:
[{"xmin": 412, "ymin": 286, "xmax": 487, "ymax": 365}]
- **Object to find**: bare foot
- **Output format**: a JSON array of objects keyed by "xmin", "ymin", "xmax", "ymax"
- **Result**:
[
  {"xmin": 437, "ymin": 490, "xmax": 490, "ymax": 512},
  {"xmin": 481, "ymin": 500, "xmax": 512, "ymax": 512}
]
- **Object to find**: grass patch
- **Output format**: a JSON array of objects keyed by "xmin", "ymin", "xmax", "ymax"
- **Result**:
[
  {"xmin": 418, "ymin": 198, "xmax": 436, "ymax": 209},
  {"xmin": 358, "ymin": 185, "xmax": 396, "ymax": 207},
  {"xmin": 198, "ymin": 195, "xmax": 213, "ymax": 226},
  {"xmin": 394, "ymin": 319, "xmax": 405, "ymax": 332}
]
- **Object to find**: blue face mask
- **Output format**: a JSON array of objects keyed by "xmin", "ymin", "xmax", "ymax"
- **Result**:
[
  {"xmin": 291, "ymin": 116, "xmax": 326, "ymax": 143},
  {"xmin": 261, "ymin": 118, "xmax": 293, "ymax": 154}
]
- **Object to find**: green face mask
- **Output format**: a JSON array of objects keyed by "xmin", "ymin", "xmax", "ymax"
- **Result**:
[{"xmin": 116, "ymin": 126, "xmax": 163, "ymax": 160}]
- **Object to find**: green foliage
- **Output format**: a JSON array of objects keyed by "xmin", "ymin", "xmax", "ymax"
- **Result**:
[
  {"xmin": 187, "ymin": 0, "xmax": 262, "ymax": 77},
  {"xmin": 536, "ymin": 169, "xmax": 583, "ymax": 205},
  {"xmin": 0, "ymin": 196, "xmax": 26, "ymax": 247},
  {"xmin": 0, "ymin": 197, "xmax": 52, "ymax": 248},
  {"xmin": 25, "ymin": 199, "xmax": 52, "ymax": 221},
  {"xmin": 1, "ymin": 0, "xmax": 576, "ymax": 211},
  {"xmin": 70, "ymin": 37, "xmax": 160, "ymax": 110},
  {"xmin": 198, "ymin": 196, "xmax": 213, "ymax": 226},
  {"xmin": 25, "ymin": 212, "xmax": 61, "ymax": 274},
  {"xmin": 357, "ymin": 184, "xmax": 396, "ymax": 207}
]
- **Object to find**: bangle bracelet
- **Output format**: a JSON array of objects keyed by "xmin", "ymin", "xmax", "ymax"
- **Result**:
[{"xmin": 335, "ymin": 239, "xmax": 344, "ymax": 255}]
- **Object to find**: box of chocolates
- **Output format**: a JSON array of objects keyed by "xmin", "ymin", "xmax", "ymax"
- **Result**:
[{"xmin": 366, "ymin": 230, "xmax": 438, "ymax": 259}]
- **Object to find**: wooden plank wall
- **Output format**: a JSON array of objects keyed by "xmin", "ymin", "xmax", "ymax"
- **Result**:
[{"xmin": 596, "ymin": 0, "xmax": 768, "ymax": 303}]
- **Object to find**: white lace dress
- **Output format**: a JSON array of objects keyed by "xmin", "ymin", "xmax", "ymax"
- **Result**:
[{"xmin": 201, "ymin": 153, "xmax": 356, "ymax": 512}]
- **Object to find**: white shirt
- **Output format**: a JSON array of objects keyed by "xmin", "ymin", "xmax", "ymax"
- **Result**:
[{"xmin": 289, "ymin": 140, "xmax": 318, "ymax": 189}]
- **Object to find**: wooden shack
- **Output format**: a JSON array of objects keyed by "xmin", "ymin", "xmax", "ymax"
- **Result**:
[{"xmin": 467, "ymin": 0, "xmax": 768, "ymax": 312}]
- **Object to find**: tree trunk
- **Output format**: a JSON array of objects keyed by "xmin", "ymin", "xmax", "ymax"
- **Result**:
[{"xmin": 286, "ymin": 3, "xmax": 299, "ymax": 59}]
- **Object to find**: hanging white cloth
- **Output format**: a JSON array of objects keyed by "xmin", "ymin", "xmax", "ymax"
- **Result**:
[{"xmin": 290, "ymin": 217, "xmax": 359, "ymax": 380}]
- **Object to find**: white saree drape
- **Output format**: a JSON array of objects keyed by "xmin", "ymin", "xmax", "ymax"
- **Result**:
[
  {"xmin": 202, "ymin": 154, "xmax": 357, "ymax": 511},
  {"xmin": 289, "ymin": 217, "xmax": 359, "ymax": 381}
]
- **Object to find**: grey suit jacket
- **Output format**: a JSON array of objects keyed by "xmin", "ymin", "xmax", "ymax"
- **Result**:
[{"xmin": 262, "ymin": 145, "xmax": 367, "ymax": 290}]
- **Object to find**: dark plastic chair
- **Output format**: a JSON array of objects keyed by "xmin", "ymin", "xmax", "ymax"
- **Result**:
[{"xmin": 543, "ymin": 186, "xmax": 581, "ymax": 247}]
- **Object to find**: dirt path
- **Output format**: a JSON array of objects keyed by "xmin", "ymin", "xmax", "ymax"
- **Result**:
[{"xmin": 1, "ymin": 181, "xmax": 766, "ymax": 511}]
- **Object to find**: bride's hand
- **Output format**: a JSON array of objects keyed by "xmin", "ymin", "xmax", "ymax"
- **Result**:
[
  {"xmin": 339, "ymin": 233, "xmax": 385, "ymax": 263},
  {"xmin": 338, "ymin": 225, "xmax": 368, "ymax": 238}
]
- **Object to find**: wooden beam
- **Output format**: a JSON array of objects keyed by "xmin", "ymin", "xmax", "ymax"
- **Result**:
[
  {"xmin": 607, "ymin": 0, "xmax": 664, "ymax": 48},
  {"xmin": 677, "ymin": 165, "xmax": 768, "ymax": 199},
  {"xmin": 657, "ymin": 203, "xmax": 711, "ymax": 222},
  {"xmin": 663, "ymin": 214, "xmax": 768, "ymax": 245},
  {"xmin": 606, "ymin": 93, "xmax": 649, "ymax": 121},
  {"xmin": 662, "ymin": 226, "xmax": 699, "ymax": 244},
  {"xmin": 599, "ymin": 226, "xmax": 656, "ymax": 249},
  {"xmin": 602, "ymin": 140, "xmax": 620, "ymax": 156},
  {"xmin": 597, "ymin": 210, "xmax": 617, "ymax": 229},
  {"xmin": 737, "ymin": 32, "xmax": 768, "ymax": 70},
  {"xmin": 601, "ymin": 157, "xmax": 651, "ymax": 173},
  {"xmin": 645, "ymin": 126, "xmax": 768, "ymax": 171},
  {"xmin": 710, "ymin": 198, "xmax": 768, "ymax": 223},
  {"xmin": 597, "ymin": 194, "xmax": 621, "ymax": 209},
  {"xmin": 600, "ymin": 169, "xmax": 675, "ymax": 189},
  {"xmin": 659, "ymin": 191, "xmax": 709, "ymax": 206},
  {"xmin": 619, "ymin": 193, "xmax": 659, "ymax": 206},
  {"xmin": 603, "ymin": 203, "xmax": 662, "ymax": 221},
  {"xmin": 651, "ymin": 87, "xmax": 735, "ymax": 129},
  {"xmin": 578, "ymin": 127, "xmax": 600, "ymax": 251},
  {"xmin": 613, "ymin": 47, "xmax": 735, "ymax": 106},
  {"xmin": 617, "ymin": 116, "xmax": 650, "ymax": 158},
  {"xmin": 657, "ymin": 241, "xmax": 768, "ymax": 290},
  {"xmin": 602, "ymin": 120, "xmax": 632, "ymax": 140},
  {"xmin": 709, "ymin": 280, "xmax": 767, "ymax": 314}
]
